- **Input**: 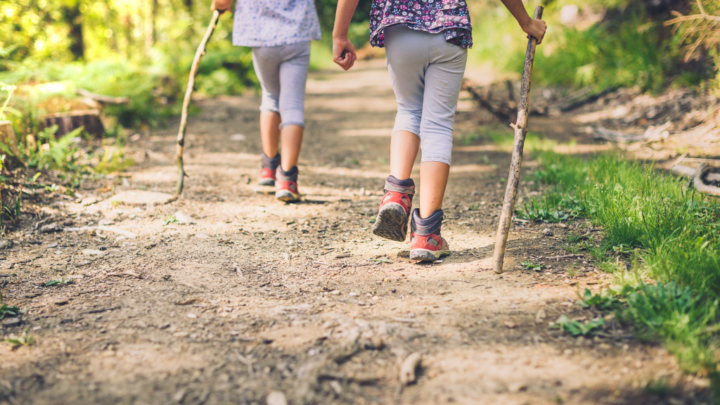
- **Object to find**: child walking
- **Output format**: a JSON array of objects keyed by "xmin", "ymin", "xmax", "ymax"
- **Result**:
[
  {"xmin": 332, "ymin": 0, "xmax": 546, "ymax": 260},
  {"xmin": 212, "ymin": 0, "xmax": 321, "ymax": 202}
]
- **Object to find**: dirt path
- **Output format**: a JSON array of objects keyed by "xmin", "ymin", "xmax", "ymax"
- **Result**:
[{"xmin": 0, "ymin": 60, "xmax": 707, "ymax": 405}]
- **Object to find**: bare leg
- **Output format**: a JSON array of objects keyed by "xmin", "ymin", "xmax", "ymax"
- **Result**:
[
  {"xmin": 389, "ymin": 130, "xmax": 448, "ymax": 218},
  {"xmin": 280, "ymin": 124, "xmax": 304, "ymax": 171},
  {"xmin": 419, "ymin": 161, "xmax": 449, "ymax": 218},
  {"xmin": 260, "ymin": 111, "xmax": 281, "ymax": 157},
  {"xmin": 390, "ymin": 130, "xmax": 419, "ymax": 179}
]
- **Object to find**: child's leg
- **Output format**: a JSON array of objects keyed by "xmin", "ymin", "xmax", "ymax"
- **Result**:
[
  {"xmin": 252, "ymin": 47, "xmax": 282, "ymax": 156},
  {"xmin": 371, "ymin": 25, "xmax": 426, "ymax": 241},
  {"xmin": 277, "ymin": 42, "xmax": 311, "ymax": 172},
  {"xmin": 417, "ymin": 38, "xmax": 467, "ymax": 217},
  {"xmin": 260, "ymin": 111, "xmax": 281, "ymax": 157}
]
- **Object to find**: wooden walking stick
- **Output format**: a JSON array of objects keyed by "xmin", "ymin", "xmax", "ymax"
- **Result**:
[
  {"xmin": 493, "ymin": 6, "xmax": 544, "ymax": 274},
  {"xmin": 176, "ymin": 10, "xmax": 222, "ymax": 196}
]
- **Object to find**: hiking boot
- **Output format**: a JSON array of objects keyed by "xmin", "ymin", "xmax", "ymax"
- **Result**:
[
  {"xmin": 372, "ymin": 176, "xmax": 415, "ymax": 242},
  {"xmin": 259, "ymin": 152, "xmax": 280, "ymax": 186},
  {"xmin": 276, "ymin": 166, "xmax": 300, "ymax": 202},
  {"xmin": 409, "ymin": 209, "xmax": 450, "ymax": 262}
]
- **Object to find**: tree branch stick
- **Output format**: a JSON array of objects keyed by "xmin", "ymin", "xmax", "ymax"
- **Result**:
[
  {"xmin": 493, "ymin": 6, "xmax": 543, "ymax": 274},
  {"xmin": 176, "ymin": 10, "xmax": 221, "ymax": 196}
]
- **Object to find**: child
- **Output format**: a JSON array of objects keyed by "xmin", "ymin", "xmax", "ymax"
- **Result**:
[
  {"xmin": 212, "ymin": 0, "xmax": 321, "ymax": 202},
  {"xmin": 332, "ymin": 0, "xmax": 546, "ymax": 261}
]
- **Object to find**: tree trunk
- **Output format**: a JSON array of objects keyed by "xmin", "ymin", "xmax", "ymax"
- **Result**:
[
  {"xmin": 64, "ymin": 1, "xmax": 85, "ymax": 60},
  {"xmin": 44, "ymin": 110, "xmax": 105, "ymax": 138},
  {"xmin": 0, "ymin": 121, "xmax": 25, "ymax": 170}
]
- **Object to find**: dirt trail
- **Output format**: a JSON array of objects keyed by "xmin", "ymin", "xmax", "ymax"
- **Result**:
[{"xmin": 0, "ymin": 60, "xmax": 707, "ymax": 405}]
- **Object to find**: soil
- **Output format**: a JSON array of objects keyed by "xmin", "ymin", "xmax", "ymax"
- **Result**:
[{"xmin": 0, "ymin": 60, "xmax": 713, "ymax": 405}]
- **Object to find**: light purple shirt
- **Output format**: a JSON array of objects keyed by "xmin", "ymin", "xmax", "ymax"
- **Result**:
[{"xmin": 232, "ymin": 0, "xmax": 322, "ymax": 47}]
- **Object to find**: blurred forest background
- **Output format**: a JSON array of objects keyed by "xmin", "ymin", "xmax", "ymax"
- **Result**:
[{"xmin": 0, "ymin": 0, "xmax": 718, "ymax": 188}]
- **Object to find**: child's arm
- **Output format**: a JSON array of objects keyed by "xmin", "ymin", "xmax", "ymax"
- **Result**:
[
  {"xmin": 211, "ymin": 0, "xmax": 233, "ymax": 12},
  {"xmin": 332, "ymin": 0, "xmax": 360, "ymax": 71},
  {"xmin": 501, "ymin": 0, "xmax": 547, "ymax": 44}
]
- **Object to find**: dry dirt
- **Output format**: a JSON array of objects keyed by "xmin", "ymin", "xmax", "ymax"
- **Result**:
[{"xmin": 0, "ymin": 60, "xmax": 713, "ymax": 405}]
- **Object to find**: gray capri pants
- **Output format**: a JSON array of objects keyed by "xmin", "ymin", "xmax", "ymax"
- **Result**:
[
  {"xmin": 385, "ymin": 25, "xmax": 468, "ymax": 165},
  {"xmin": 252, "ymin": 41, "xmax": 311, "ymax": 129}
]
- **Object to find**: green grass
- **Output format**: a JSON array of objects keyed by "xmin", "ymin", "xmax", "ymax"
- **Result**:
[{"xmin": 527, "ymin": 152, "xmax": 720, "ymax": 376}]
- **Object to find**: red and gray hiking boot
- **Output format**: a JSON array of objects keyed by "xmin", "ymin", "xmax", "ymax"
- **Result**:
[
  {"xmin": 372, "ymin": 176, "xmax": 415, "ymax": 242},
  {"xmin": 259, "ymin": 152, "xmax": 280, "ymax": 187},
  {"xmin": 276, "ymin": 166, "xmax": 300, "ymax": 202},
  {"xmin": 409, "ymin": 208, "xmax": 450, "ymax": 262}
]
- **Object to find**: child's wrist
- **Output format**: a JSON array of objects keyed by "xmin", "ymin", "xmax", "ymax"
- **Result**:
[{"xmin": 518, "ymin": 15, "xmax": 532, "ymax": 30}]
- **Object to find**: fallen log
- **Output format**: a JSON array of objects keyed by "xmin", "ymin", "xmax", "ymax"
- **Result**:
[
  {"xmin": 694, "ymin": 164, "xmax": 720, "ymax": 197},
  {"xmin": 76, "ymin": 88, "xmax": 130, "ymax": 105},
  {"xmin": 593, "ymin": 122, "xmax": 671, "ymax": 143},
  {"xmin": 671, "ymin": 162, "xmax": 720, "ymax": 196},
  {"xmin": 43, "ymin": 110, "xmax": 105, "ymax": 138}
]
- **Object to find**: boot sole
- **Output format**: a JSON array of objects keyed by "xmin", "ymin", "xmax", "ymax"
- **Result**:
[
  {"xmin": 276, "ymin": 190, "xmax": 300, "ymax": 203},
  {"xmin": 258, "ymin": 179, "xmax": 275, "ymax": 187},
  {"xmin": 410, "ymin": 248, "xmax": 451, "ymax": 262},
  {"xmin": 372, "ymin": 203, "xmax": 408, "ymax": 242}
]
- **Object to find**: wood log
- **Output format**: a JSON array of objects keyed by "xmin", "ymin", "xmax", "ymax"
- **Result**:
[
  {"xmin": 694, "ymin": 164, "xmax": 720, "ymax": 197},
  {"xmin": 0, "ymin": 120, "xmax": 25, "ymax": 169},
  {"xmin": 43, "ymin": 110, "xmax": 105, "ymax": 138},
  {"xmin": 76, "ymin": 88, "xmax": 130, "ymax": 105}
]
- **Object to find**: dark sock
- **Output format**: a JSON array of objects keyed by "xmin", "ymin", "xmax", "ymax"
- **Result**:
[
  {"xmin": 413, "ymin": 208, "xmax": 444, "ymax": 224},
  {"xmin": 278, "ymin": 166, "xmax": 298, "ymax": 181},
  {"xmin": 412, "ymin": 208, "xmax": 444, "ymax": 235},
  {"xmin": 387, "ymin": 175, "xmax": 414, "ymax": 188},
  {"xmin": 262, "ymin": 152, "xmax": 281, "ymax": 170}
]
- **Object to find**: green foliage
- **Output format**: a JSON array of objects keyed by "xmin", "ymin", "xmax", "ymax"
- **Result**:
[
  {"xmin": 578, "ymin": 288, "xmax": 619, "ymax": 311},
  {"xmin": 46, "ymin": 264, "xmax": 74, "ymax": 287},
  {"xmin": 163, "ymin": 215, "xmax": 179, "ymax": 226},
  {"xmin": 0, "ymin": 292, "xmax": 20, "ymax": 320},
  {"xmin": 528, "ymin": 151, "xmax": 720, "ymax": 376},
  {"xmin": 2, "ymin": 327, "xmax": 35, "ymax": 347},
  {"xmin": 521, "ymin": 260, "xmax": 544, "ymax": 271},
  {"xmin": 552, "ymin": 314, "xmax": 605, "ymax": 336},
  {"xmin": 622, "ymin": 282, "xmax": 719, "ymax": 372}
]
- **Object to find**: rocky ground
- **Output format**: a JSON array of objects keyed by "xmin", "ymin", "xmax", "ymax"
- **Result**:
[{"xmin": 0, "ymin": 60, "xmax": 712, "ymax": 405}]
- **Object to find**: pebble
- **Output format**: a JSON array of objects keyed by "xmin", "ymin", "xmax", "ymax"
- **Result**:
[
  {"xmin": 1, "ymin": 318, "xmax": 21, "ymax": 327},
  {"xmin": 82, "ymin": 249, "xmax": 105, "ymax": 256},
  {"xmin": 266, "ymin": 391, "xmax": 287, "ymax": 405},
  {"xmin": 173, "ymin": 211, "xmax": 196, "ymax": 224},
  {"xmin": 187, "ymin": 313, "xmax": 197, "ymax": 319},
  {"xmin": 0, "ymin": 239, "xmax": 13, "ymax": 250},
  {"xmin": 40, "ymin": 223, "xmax": 62, "ymax": 233},
  {"xmin": 196, "ymin": 233, "xmax": 210, "ymax": 239},
  {"xmin": 542, "ymin": 228, "xmax": 554, "ymax": 237}
]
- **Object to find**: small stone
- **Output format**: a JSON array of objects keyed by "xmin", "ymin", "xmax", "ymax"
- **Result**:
[
  {"xmin": 82, "ymin": 249, "xmax": 105, "ymax": 256},
  {"xmin": 504, "ymin": 321, "xmax": 516, "ymax": 329},
  {"xmin": 1, "ymin": 317, "xmax": 21, "ymax": 327},
  {"xmin": 330, "ymin": 290, "xmax": 341, "ymax": 295},
  {"xmin": 266, "ymin": 391, "xmax": 287, "ymax": 405},
  {"xmin": 54, "ymin": 299, "xmax": 69, "ymax": 306},
  {"xmin": 40, "ymin": 223, "xmax": 62, "ymax": 233},
  {"xmin": 542, "ymin": 228, "xmax": 554, "ymax": 237},
  {"xmin": 370, "ymin": 336, "xmax": 384, "ymax": 349},
  {"xmin": 0, "ymin": 239, "xmax": 13, "ymax": 250},
  {"xmin": 535, "ymin": 309, "xmax": 546, "ymax": 323},
  {"xmin": 187, "ymin": 313, "xmax": 197, "ymax": 319},
  {"xmin": 173, "ymin": 211, "xmax": 196, "ymax": 224},
  {"xmin": 98, "ymin": 219, "xmax": 114, "ymax": 226},
  {"xmin": 196, "ymin": 233, "xmax": 210, "ymax": 239}
]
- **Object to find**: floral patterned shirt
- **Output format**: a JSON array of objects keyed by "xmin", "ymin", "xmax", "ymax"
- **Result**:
[
  {"xmin": 232, "ymin": 0, "xmax": 322, "ymax": 47},
  {"xmin": 370, "ymin": 0, "xmax": 472, "ymax": 49}
]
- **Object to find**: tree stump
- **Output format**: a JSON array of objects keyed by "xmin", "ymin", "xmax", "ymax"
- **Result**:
[
  {"xmin": 0, "ymin": 120, "xmax": 25, "ymax": 169},
  {"xmin": 44, "ymin": 110, "xmax": 105, "ymax": 138}
]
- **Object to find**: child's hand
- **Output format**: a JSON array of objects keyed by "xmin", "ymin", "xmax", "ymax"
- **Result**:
[
  {"xmin": 211, "ymin": 0, "xmax": 233, "ymax": 13},
  {"xmin": 333, "ymin": 37, "xmax": 357, "ymax": 71},
  {"xmin": 521, "ymin": 18, "xmax": 547, "ymax": 45}
]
